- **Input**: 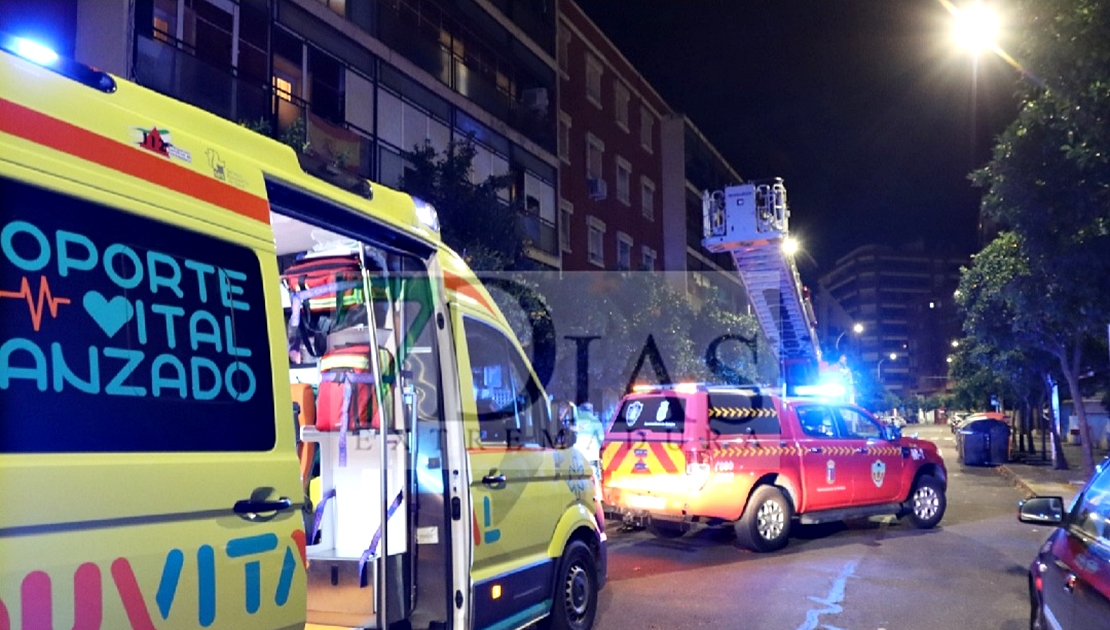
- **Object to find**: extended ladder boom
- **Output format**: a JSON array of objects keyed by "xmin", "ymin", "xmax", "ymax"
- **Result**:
[{"xmin": 702, "ymin": 180, "xmax": 822, "ymax": 386}]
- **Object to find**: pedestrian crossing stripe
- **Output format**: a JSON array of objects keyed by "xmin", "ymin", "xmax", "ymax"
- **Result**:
[{"xmin": 708, "ymin": 407, "xmax": 777, "ymax": 419}]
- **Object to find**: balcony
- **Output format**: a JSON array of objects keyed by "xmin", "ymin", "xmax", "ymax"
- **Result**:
[{"xmin": 135, "ymin": 35, "xmax": 268, "ymax": 125}]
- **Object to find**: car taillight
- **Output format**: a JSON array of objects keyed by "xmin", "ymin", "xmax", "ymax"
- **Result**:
[{"xmin": 685, "ymin": 449, "xmax": 711, "ymax": 491}]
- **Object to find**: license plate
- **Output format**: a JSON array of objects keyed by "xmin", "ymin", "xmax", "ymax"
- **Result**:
[{"xmin": 626, "ymin": 494, "xmax": 666, "ymax": 510}]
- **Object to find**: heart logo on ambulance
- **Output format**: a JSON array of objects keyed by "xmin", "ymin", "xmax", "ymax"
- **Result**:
[
  {"xmin": 82, "ymin": 291, "xmax": 134, "ymax": 337},
  {"xmin": 871, "ymin": 460, "xmax": 886, "ymax": 487}
]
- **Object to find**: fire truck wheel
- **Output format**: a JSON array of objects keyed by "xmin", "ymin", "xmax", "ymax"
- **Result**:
[
  {"xmin": 906, "ymin": 475, "xmax": 946, "ymax": 529},
  {"xmin": 735, "ymin": 485, "xmax": 792, "ymax": 552},
  {"xmin": 646, "ymin": 520, "xmax": 686, "ymax": 539},
  {"xmin": 540, "ymin": 540, "xmax": 598, "ymax": 630}
]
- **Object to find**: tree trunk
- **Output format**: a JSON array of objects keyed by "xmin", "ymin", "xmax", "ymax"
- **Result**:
[{"xmin": 1057, "ymin": 350, "xmax": 1095, "ymax": 479}]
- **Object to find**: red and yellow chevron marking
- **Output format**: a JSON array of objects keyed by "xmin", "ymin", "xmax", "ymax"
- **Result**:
[
  {"xmin": 707, "ymin": 407, "xmax": 778, "ymax": 419},
  {"xmin": 715, "ymin": 445, "xmax": 802, "ymax": 457},
  {"xmin": 602, "ymin": 440, "xmax": 684, "ymax": 478}
]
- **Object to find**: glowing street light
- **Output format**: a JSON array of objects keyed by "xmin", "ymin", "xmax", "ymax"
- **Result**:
[
  {"xmin": 835, "ymin": 322, "xmax": 864, "ymax": 354},
  {"xmin": 951, "ymin": 2, "xmax": 999, "ymax": 56},
  {"xmin": 877, "ymin": 352, "xmax": 898, "ymax": 382}
]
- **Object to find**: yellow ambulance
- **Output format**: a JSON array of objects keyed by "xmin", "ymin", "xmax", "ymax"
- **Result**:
[{"xmin": 0, "ymin": 33, "xmax": 605, "ymax": 630}]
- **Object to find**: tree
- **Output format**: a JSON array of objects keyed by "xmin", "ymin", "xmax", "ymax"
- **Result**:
[
  {"xmin": 400, "ymin": 140, "xmax": 526, "ymax": 271},
  {"xmin": 968, "ymin": 0, "xmax": 1110, "ymax": 478},
  {"xmin": 957, "ymin": 233, "xmax": 1079, "ymax": 470}
]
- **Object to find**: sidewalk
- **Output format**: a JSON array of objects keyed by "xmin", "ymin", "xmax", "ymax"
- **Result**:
[{"xmin": 996, "ymin": 432, "xmax": 1108, "ymax": 501}]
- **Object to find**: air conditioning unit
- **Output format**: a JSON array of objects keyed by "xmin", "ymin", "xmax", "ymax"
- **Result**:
[
  {"xmin": 521, "ymin": 88, "xmax": 549, "ymax": 113},
  {"xmin": 587, "ymin": 177, "xmax": 607, "ymax": 200}
]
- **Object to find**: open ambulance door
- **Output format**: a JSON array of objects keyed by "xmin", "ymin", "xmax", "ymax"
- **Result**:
[{"xmin": 267, "ymin": 180, "xmax": 455, "ymax": 628}]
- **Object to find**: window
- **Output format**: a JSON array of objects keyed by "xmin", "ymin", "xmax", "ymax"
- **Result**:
[
  {"xmin": 641, "ymin": 176, "xmax": 656, "ymax": 220},
  {"xmin": 608, "ymin": 396, "xmax": 685, "ymax": 437},
  {"xmin": 614, "ymin": 82, "xmax": 630, "ymax": 130},
  {"xmin": 586, "ymin": 53, "xmax": 603, "ymax": 107},
  {"xmin": 836, "ymin": 407, "xmax": 883, "ymax": 440},
  {"xmin": 707, "ymin": 394, "xmax": 780, "ymax": 436},
  {"xmin": 558, "ymin": 112, "xmax": 571, "ymax": 164},
  {"xmin": 797, "ymin": 406, "xmax": 841, "ymax": 438},
  {"xmin": 1072, "ymin": 468, "xmax": 1110, "ymax": 543},
  {"xmin": 615, "ymin": 156, "xmax": 631, "ymax": 205},
  {"xmin": 0, "ymin": 177, "xmax": 275, "ymax": 453},
  {"xmin": 587, "ymin": 216, "xmax": 606, "ymax": 267},
  {"xmin": 586, "ymin": 133, "xmax": 604, "ymax": 180},
  {"xmin": 616, "ymin": 232, "xmax": 633, "ymax": 270},
  {"xmin": 559, "ymin": 201, "xmax": 573, "ymax": 252},
  {"xmin": 463, "ymin": 317, "xmax": 550, "ymax": 446},
  {"xmin": 642, "ymin": 245, "xmax": 657, "ymax": 271},
  {"xmin": 640, "ymin": 106, "xmax": 654, "ymax": 152}
]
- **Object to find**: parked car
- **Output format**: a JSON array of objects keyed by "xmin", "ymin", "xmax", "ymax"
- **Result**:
[{"xmin": 1018, "ymin": 457, "xmax": 1110, "ymax": 630}]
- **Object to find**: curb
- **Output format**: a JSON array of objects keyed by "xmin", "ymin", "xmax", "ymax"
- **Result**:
[{"xmin": 997, "ymin": 464, "xmax": 1035, "ymax": 498}]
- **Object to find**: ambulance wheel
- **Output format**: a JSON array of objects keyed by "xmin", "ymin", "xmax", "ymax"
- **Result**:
[
  {"xmin": 646, "ymin": 520, "xmax": 686, "ymax": 539},
  {"xmin": 906, "ymin": 475, "xmax": 945, "ymax": 529},
  {"xmin": 541, "ymin": 540, "xmax": 597, "ymax": 630},
  {"xmin": 735, "ymin": 486, "xmax": 792, "ymax": 552}
]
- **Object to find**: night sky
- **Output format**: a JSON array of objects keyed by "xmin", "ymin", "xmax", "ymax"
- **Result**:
[{"xmin": 574, "ymin": 0, "xmax": 1020, "ymax": 279}]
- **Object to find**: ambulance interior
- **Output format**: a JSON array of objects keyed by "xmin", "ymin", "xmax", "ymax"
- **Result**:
[{"xmin": 269, "ymin": 209, "xmax": 445, "ymax": 627}]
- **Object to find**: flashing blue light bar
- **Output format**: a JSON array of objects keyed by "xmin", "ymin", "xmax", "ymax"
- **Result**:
[
  {"xmin": 13, "ymin": 38, "xmax": 58, "ymax": 65},
  {"xmin": 413, "ymin": 197, "xmax": 440, "ymax": 232},
  {"xmin": 1, "ymin": 31, "xmax": 116, "ymax": 93},
  {"xmin": 795, "ymin": 383, "xmax": 847, "ymax": 399}
]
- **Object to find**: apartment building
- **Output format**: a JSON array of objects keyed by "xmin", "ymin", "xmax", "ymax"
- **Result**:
[
  {"xmin": 817, "ymin": 243, "xmax": 967, "ymax": 398},
  {"xmin": 556, "ymin": 1, "xmax": 670, "ymax": 272},
  {"xmin": 12, "ymin": 0, "xmax": 563, "ymax": 267}
]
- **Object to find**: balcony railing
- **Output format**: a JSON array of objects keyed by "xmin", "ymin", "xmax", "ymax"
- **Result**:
[
  {"xmin": 520, "ymin": 212, "xmax": 558, "ymax": 257},
  {"xmin": 135, "ymin": 34, "xmax": 269, "ymax": 125}
]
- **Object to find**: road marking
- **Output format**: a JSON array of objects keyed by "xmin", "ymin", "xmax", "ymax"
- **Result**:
[{"xmin": 795, "ymin": 559, "xmax": 858, "ymax": 630}]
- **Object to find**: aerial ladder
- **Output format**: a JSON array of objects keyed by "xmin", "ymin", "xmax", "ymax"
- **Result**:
[{"xmin": 702, "ymin": 179, "xmax": 827, "ymax": 396}]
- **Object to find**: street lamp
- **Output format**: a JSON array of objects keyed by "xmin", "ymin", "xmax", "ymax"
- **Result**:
[
  {"xmin": 835, "ymin": 322, "xmax": 864, "ymax": 354},
  {"xmin": 877, "ymin": 352, "xmax": 898, "ymax": 382}
]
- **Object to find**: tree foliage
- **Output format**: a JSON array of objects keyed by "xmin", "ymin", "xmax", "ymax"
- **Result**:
[
  {"xmin": 399, "ymin": 140, "xmax": 526, "ymax": 270},
  {"xmin": 963, "ymin": 0, "xmax": 1110, "ymax": 477}
]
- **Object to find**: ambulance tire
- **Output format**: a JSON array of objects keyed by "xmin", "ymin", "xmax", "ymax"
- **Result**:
[
  {"xmin": 906, "ymin": 475, "xmax": 946, "ymax": 529},
  {"xmin": 646, "ymin": 520, "xmax": 686, "ymax": 539},
  {"xmin": 735, "ymin": 485, "xmax": 792, "ymax": 552},
  {"xmin": 541, "ymin": 540, "xmax": 598, "ymax": 630}
]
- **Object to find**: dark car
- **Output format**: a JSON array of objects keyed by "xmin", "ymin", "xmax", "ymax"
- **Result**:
[{"xmin": 1018, "ymin": 458, "xmax": 1110, "ymax": 630}]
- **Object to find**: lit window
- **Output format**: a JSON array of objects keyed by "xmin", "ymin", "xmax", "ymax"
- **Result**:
[
  {"xmin": 273, "ymin": 76, "xmax": 293, "ymax": 101},
  {"xmin": 153, "ymin": 16, "xmax": 171, "ymax": 42}
]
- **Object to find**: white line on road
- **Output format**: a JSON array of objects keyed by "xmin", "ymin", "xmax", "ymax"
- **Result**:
[{"xmin": 795, "ymin": 559, "xmax": 859, "ymax": 630}]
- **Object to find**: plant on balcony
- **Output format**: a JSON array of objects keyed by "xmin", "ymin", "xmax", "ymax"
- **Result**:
[{"xmin": 400, "ymin": 139, "xmax": 525, "ymax": 271}]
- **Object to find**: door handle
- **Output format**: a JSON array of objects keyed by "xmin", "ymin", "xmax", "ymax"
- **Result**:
[
  {"xmin": 856, "ymin": 447, "xmax": 868, "ymax": 454},
  {"xmin": 483, "ymin": 473, "xmax": 507, "ymax": 489},
  {"xmin": 233, "ymin": 497, "xmax": 292, "ymax": 521},
  {"xmin": 808, "ymin": 447, "xmax": 824, "ymax": 454}
]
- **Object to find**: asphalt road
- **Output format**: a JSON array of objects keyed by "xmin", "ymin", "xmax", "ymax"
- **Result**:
[{"xmin": 594, "ymin": 425, "xmax": 1052, "ymax": 630}]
